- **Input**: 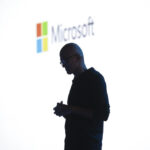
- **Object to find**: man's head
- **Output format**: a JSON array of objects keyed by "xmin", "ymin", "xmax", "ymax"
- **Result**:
[{"xmin": 60, "ymin": 43, "xmax": 85, "ymax": 75}]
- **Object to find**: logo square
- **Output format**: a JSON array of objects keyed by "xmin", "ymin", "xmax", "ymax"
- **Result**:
[
  {"xmin": 43, "ymin": 37, "xmax": 48, "ymax": 51},
  {"xmin": 37, "ymin": 39, "xmax": 42, "ymax": 53},
  {"xmin": 42, "ymin": 22, "xmax": 48, "ymax": 36}
]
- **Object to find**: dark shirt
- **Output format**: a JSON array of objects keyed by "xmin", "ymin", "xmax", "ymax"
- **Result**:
[{"xmin": 64, "ymin": 67, "xmax": 110, "ymax": 150}]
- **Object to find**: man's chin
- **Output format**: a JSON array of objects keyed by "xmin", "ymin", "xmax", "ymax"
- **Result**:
[
  {"xmin": 66, "ymin": 70, "xmax": 72, "ymax": 74},
  {"xmin": 65, "ymin": 69, "xmax": 72, "ymax": 74}
]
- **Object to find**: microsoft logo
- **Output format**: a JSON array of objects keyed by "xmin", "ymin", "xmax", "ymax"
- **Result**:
[
  {"xmin": 36, "ymin": 17, "xmax": 94, "ymax": 53},
  {"xmin": 36, "ymin": 22, "xmax": 48, "ymax": 53}
]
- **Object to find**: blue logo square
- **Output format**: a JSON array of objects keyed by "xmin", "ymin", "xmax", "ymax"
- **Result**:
[{"xmin": 37, "ymin": 39, "xmax": 42, "ymax": 53}]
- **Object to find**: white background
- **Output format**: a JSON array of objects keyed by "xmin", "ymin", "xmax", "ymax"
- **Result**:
[{"xmin": 0, "ymin": 0, "xmax": 150, "ymax": 150}]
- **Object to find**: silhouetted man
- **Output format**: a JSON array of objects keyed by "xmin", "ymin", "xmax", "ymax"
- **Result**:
[{"xmin": 53, "ymin": 43, "xmax": 110, "ymax": 150}]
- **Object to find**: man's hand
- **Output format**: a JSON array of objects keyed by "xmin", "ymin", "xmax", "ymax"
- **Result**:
[{"xmin": 53, "ymin": 101, "xmax": 72, "ymax": 117}]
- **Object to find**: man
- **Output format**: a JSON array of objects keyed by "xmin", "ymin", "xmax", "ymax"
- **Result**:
[{"xmin": 53, "ymin": 43, "xmax": 110, "ymax": 150}]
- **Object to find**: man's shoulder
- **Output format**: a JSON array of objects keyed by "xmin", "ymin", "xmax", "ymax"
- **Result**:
[{"xmin": 87, "ymin": 67, "xmax": 104, "ymax": 81}]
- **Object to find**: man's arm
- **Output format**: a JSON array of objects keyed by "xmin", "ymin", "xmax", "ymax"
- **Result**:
[
  {"xmin": 53, "ymin": 102, "xmax": 93, "ymax": 119},
  {"xmin": 68, "ymin": 105, "xmax": 93, "ymax": 119},
  {"xmin": 90, "ymin": 74, "xmax": 110, "ymax": 121}
]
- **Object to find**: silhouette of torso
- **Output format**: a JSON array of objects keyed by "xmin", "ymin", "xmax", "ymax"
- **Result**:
[{"xmin": 64, "ymin": 67, "xmax": 110, "ymax": 150}]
